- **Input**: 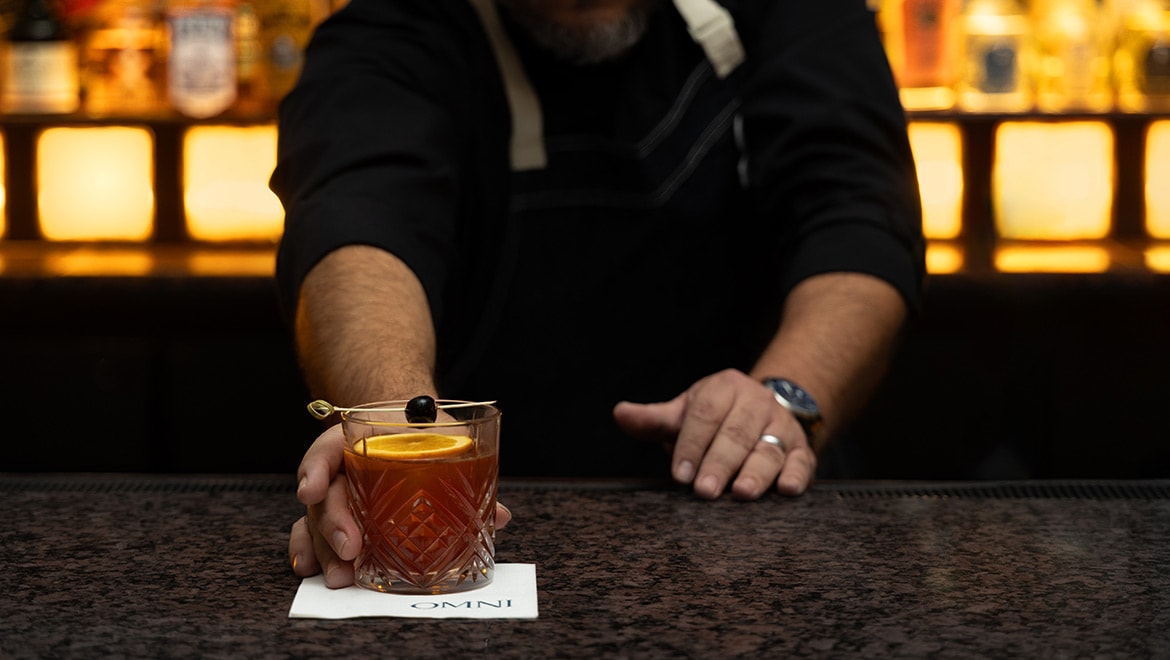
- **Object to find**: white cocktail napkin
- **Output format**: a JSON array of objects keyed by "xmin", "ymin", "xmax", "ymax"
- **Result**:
[{"xmin": 288, "ymin": 563, "xmax": 539, "ymax": 619}]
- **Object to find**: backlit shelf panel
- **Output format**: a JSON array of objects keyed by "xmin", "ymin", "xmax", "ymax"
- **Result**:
[
  {"xmin": 0, "ymin": 113, "xmax": 1168, "ymax": 280},
  {"xmin": 1145, "ymin": 121, "xmax": 1170, "ymax": 239},
  {"xmin": 0, "ymin": 117, "xmax": 280, "ymax": 245},
  {"xmin": 909, "ymin": 121, "xmax": 963, "ymax": 241},
  {"xmin": 38, "ymin": 126, "xmax": 155, "ymax": 241},
  {"xmin": 0, "ymin": 242, "xmax": 276, "ymax": 278},
  {"xmin": 183, "ymin": 125, "xmax": 282, "ymax": 242},
  {"xmin": 993, "ymin": 121, "xmax": 1114, "ymax": 241}
]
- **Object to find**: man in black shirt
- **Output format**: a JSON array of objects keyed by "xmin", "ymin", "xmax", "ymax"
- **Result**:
[{"xmin": 276, "ymin": 0, "xmax": 924, "ymax": 587}]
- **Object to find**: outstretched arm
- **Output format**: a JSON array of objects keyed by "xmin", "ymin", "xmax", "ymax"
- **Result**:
[
  {"xmin": 614, "ymin": 271, "xmax": 907, "ymax": 500},
  {"xmin": 294, "ymin": 244, "xmax": 438, "ymax": 407},
  {"xmin": 287, "ymin": 244, "xmax": 516, "ymax": 588}
]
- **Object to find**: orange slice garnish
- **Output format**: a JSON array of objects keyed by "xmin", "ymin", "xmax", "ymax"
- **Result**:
[{"xmin": 359, "ymin": 433, "xmax": 473, "ymax": 459}]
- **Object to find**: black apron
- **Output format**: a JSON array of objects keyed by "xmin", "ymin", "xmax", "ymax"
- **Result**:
[{"xmin": 454, "ymin": 0, "xmax": 782, "ymax": 477}]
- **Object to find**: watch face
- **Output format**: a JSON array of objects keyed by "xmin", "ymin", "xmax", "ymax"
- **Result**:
[{"xmin": 767, "ymin": 378, "xmax": 820, "ymax": 417}]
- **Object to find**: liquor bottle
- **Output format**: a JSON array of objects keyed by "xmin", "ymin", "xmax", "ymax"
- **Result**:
[
  {"xmin": 166, "ymin": 0, "xmax": 236, "ymax": 118},
  {"xmin": 82, "ymin": 0, "xmax": 166, "ymax": 116},
  {"xmin": 256, "ymin": 0, "xmax": 319, "ymax": 111},
  {"xmin": 1114, "ymin": 0, "xmax": 1170, "ymax": 111},
  {"xmin": 957, "ymin": 0, "xmax": 1033, "ymax": 112},
  {"xmin": 878, "ymin": 0, "xmax": 962, "ymax": 110},
  {"xmin": 2, "ymin": 0, "xmax": 80, "ymax": 114},
  {"xmin": 1033, "ymin": 0, "xmax": 1114, "ymax": 112},
  {"xmin": 233, "ymin": 0, "xmax": 265, "ymax": 114}
]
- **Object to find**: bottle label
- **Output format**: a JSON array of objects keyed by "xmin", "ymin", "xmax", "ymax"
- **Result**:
[
  {"xmin": 261, "ymin": 0, "xmax": 314, "ymax": 101},
  {"xmin": 1059, "ymin": 41, "xmax": 1096, "ymax": 95},
  {"xmin": 3, "ymin": 41, "xmax": 79, "ymax": 113},
  {"xmin": 85, "ymin": 12, "xmax": 165, "ymax": 115},
  {"xmin": 964, "ymin": 31, "xmax": 1021, "ymax": 97},
  {"xmin": 167, "ymin": 8, "xmax": 236, "ymax": 118},
  {"xmin": 270, "ymin": 33, "xmax": 302, "ymax": 74},
  {"xmin": 237, "ymin": 7, "xmax": 261, "ymax": 82},
  {"xmin": 1143, "ymin": 40, "xmax": 1170, "ymax": 96},
  {"xmin": 981, "ymin": 42, "xmax": 1019, "ymax": 93}
]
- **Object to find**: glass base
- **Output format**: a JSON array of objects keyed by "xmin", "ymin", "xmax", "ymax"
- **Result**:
[{"xmin": 355, "ymin": 564, "xmax": 494, "ymax": 595}]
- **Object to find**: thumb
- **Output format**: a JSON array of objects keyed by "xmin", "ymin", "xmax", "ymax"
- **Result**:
[{"xmin": 613, "ymin": 396, "xmax": 686, "ymax": 442}]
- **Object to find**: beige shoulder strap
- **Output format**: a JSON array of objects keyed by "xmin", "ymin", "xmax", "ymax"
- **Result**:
[
  {"xmin": 671, "ymin": 0, "xmax": 744, "ymax": 78},
  {"xmin": 467, "ymin": 0, "xmax": 548, "ymax": 170}
]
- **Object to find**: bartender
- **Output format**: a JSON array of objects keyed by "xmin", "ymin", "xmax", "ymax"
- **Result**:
[{"xmin": 272, "ymin": 0, "xmax": 925, "ymax": 586}]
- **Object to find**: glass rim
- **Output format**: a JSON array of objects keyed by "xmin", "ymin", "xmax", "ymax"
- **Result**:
[{"xmin": 340, "ymin": 399, "xmax": 501, "ymax": 428}]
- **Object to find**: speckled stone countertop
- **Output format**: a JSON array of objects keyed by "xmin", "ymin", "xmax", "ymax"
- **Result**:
[{"xmin": 2, "ymin": 475, "xmax": 1168, "ymax": 658}]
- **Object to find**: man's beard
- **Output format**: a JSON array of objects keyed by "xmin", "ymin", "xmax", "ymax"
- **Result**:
[{"xmin": 497, "ymin": 0, "xmax": 657, "ymax": 65}]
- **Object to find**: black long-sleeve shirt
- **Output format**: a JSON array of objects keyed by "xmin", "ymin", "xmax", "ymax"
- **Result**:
[{"xmin": 271, "ymin": 0, "xmax": 925, "ymax": 477}]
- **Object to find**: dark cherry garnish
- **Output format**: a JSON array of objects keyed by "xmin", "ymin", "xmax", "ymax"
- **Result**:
[{"xmin": 405, "ymin": 395, "xmax": 438, "ymax": 423}]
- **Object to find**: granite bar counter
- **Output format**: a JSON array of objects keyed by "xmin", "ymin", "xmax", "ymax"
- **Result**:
[{"xmin": 2, "ymin": 474, "xmax": 1168, "ymax": 658}]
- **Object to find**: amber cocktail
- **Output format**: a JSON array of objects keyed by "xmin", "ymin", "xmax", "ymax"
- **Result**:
[{"xmin": 340, "ymin": 400, "xmax": 500, "ymax": 594}]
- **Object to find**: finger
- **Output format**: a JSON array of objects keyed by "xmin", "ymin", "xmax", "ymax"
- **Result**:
[
  {"xmin": 683, "ymin": 376, "xmax": 772, "ymax": 499},
  {"xmin": 686, "ymin": 408, "xmax": 767, "ymax": 500},
  {"xmin": 776, "ymin": 446, "xmax": 818, "ymax": 496},
  {"xmin": 308, "ymin": 509, "xmax": 355, "ymax": 588},
  {"xmin": 305, "ymin": 474, "xmax": 360, "ymax": 588},
  {"xmin": 297, "ymin": 424, "xmax": 347, "ymax": 506},
  {"xmin": 669, "ymin": 384, "xmax": 734, "ymax": 491},
  {"xmin": 730, "ymin": 436, "xmax": 788, "ymax": 501},
  {"xmin": 289, "ymin": 515, "xmax": 321, "ymax": 577},
  {"xmin": 315, "ymin": 473, "xmax": 361, "ymax": 561},
  {"xmin": 612, "ymin": 398, "xmax": 685, "ymax": 442},
  {"xmin": 495, "ymin": 502, "xmax": 512, "ymax": 530}
]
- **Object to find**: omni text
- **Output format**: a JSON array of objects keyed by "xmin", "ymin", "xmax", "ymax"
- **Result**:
[{"xmin": 411, "ymin": 600, "xmax": 514, "ymax": 610}]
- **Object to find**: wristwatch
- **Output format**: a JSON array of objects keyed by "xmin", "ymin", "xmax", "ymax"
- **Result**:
[{"xmin": 762, "ymin": 377, "xmax": 823, "ymax": 443}]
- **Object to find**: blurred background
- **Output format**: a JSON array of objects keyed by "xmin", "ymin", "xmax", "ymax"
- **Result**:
[{"xmin": 0, "ymin": 0, "xmax": 1167, "ymax": 478}]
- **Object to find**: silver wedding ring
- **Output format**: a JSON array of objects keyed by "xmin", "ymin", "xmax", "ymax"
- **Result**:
[{"xmin": 759, "ymin": 434, "xmax": 786, "ymax": 452}]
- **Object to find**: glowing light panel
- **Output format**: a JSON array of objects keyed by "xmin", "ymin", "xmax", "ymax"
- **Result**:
[
  {"xmin": 44, "ymin": 248, "xmax": 155, "ymax": 276},
  {"xmin": 38, "ymin": 127, "xmax": 154, "ymax": 241},
  {"xmin": 0, "ymin": 131, "xmax": 6, "ymax": 238},
  {"xmin": 926, "ymin": 243, "xmax": 964, "ymax": 274},
  {"xmin": 909, "ymin": 122, "xmax": 963, "ymax": 240},
  {"xmin": 993, "ymin": 122, "xmax": 1113, "ymax": 240},
  {"xmin": 185, "ymin": 249, "xmax": 275, "ymax": 276},
  {"xmin": 1145, "ymin": 245, "xmax": 1170, "ymax": 272},
  {"xmin": 995, "ymin": 245, "xmax": 1110, "ymax": 272},
  {"xmin": 183, "ymin": 124, "xmax": 283, "ymax": 242},
  {"xmin": 1145, "ymin": 122, "xmax": 1170, "ymax": 239}
]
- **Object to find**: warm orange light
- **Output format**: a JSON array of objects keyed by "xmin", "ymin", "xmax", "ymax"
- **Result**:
[
  {"xmin": 183, "ymin": 124, "xmax": 283, "ymax": 242},
  {"xmin": 993, "ymin": 122, "xmax": 1113, "ymax": 240},
  {"xmin": 38, "ymin": 127, "xmax": 155, "ymax": 241},
  {"xmin": 909, "ymin": 122, "xmax": 964, "ymax": 240},
  {"xmin": 1145, "ymin": 121, "xmax": 1170, "ymax": 238},
  {"xmin": 995, "ymin": 245, "xmax": 1110, "ymax": 272},
  {"xmin": 43, "ymin": 248, "xmax": 155, "ymax": 276},
  {"xmin": 926, "ymin": 242, "xmax": 964, "ymax": 274},
  {"xmin": 900, "ymin": 87, "xmax": 958, "ymax": 112},
  {"xmin": 0, "ymin": 131, "xmax": 6, "ymax": 238},
  {"xmin": 185, "ymin": 249, "xmax": 275, "ymax": 276},
  {"xmin": 1145, "ymin": 245, "xmax": 1170, "ymax": 272}
]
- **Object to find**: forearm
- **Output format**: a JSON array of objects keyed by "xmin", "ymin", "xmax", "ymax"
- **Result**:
[
  {"xmin": 295, "ymin": 244, "xmax": 438, "ymax": 406},
  {"xmin": 749, "ymin": 271, "xmax": 908, "ymax": 449}
]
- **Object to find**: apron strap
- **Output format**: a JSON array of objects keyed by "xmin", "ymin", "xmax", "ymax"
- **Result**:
[
  {"xmin": 468, "ymin": 0, "xmax": 548, "ymax": 170},
  {"xmin": 672, "ymin": 0, "xmax": 744, "ymax": 79},
  {"xmin": 468, "ymin": 0, "xmax": 744, "ymax": 172}
]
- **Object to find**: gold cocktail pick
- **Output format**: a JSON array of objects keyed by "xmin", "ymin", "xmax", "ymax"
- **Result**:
[{"xmin": 306, "ymin": 399, "xmax": 497, "ymax": 420}]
